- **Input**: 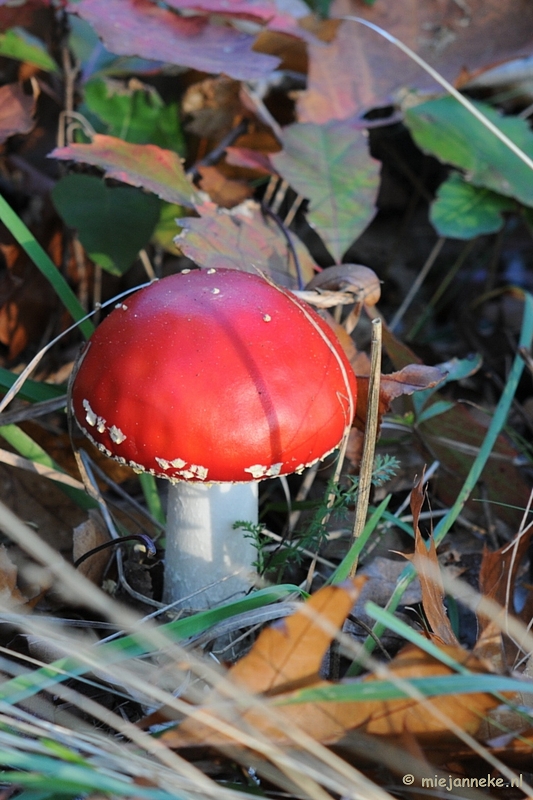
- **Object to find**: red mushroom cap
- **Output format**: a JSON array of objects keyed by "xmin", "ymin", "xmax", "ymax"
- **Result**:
[{"xmin": 70, "ymin": 268, "xmax": 357, "ymax": 483}]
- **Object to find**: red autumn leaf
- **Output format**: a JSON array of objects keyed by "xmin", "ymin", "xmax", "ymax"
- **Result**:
[
  {"xmin": 165, "ymin": 0, "xmax": 311, "ymax": 38},
  {"xmin": 298, "ymin": 0, "xmax": 533, "ymax": 122},
  {"xmin": 67, "ymin": 0, "xmax": 280, "ymax": 80},
  {"xmin": 0, "ymin": 84, "xmax": 35, "ymax": 143},
  {"xmin": 50, "ymin": 135, "xmax": 199, "ymax": 207},
  {"xmin": 176, "ymin": 200, "xmax": 317, "ymax": 287}
]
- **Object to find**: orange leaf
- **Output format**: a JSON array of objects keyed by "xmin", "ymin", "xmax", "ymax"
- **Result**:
[
  {"xmin": 230, "ymin": 578, "xmax": 365, "ymax": 693},
  {"xmin": 161, "ymin": 581, "xmax": 499, "ymax": 750}
]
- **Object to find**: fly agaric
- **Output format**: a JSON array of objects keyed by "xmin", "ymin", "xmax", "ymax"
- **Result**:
[{"xmin": 70, "ymin": 268, "xmax": 357, "ymax": 609}]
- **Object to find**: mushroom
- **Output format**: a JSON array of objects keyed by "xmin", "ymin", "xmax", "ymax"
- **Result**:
[{"xmin": 70, "ymin": 268, "xmax": 357, "ymax": 609}]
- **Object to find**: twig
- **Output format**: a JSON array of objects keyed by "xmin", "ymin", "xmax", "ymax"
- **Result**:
[
  {"xmin": 348, "ymin": 318, "xmax": 382, "ymax": 578},
  {"xmin": 187, "ymin": 118, "xmax": 249, "ymax": 180}
]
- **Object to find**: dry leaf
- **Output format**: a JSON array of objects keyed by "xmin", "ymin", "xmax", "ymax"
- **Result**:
[
  {"xmin": 72, "ymin": 511, "xmax": 110, "ymax": 584},
  {"xmin": 161, "ymin": 580, "xmax": 499, "ymax": 749},
  {"xmin": 403, "ymin": 473, "xmax": 460, "ymax": 647},
  {"xmin": 353, "ymin": 364, "xmax": 447, "ymax": 434},
  {"xmin": 0, "ymin": 544, "xmax": 28, "ymax": 607},
  {"xmin": 183, "ymin": 77, "xmax": 244, "ymax": 139},
  {"xmin": 197, "ymin": 166, "xmax": 253, "ymax": 209},
  {"xmin": 306, "ymin": 264, "xmax": 381, "ymax": 305},
  {"xmin": 230, "ymin": 579, "xmax": 364, "ymax": 693}
]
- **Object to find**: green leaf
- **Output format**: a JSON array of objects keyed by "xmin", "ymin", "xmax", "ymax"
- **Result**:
[
  {"xmin": 51, "ymin": 174, "xmax": 161, "ymax": 275},
  {"xmin": 83, "ymin": 78, "xmax": 185, "ymax": 154},
  {"xmin": 405, "ymin": 96, "xmax": 533, "ymax": 206},
  {"xmin": 50, "ymin": 134, "xmax": 199, "ymax": 207},
  {"xmin": 430, "ymin": 171, "xmax": 514, "ymax": 239},
  {"xmin": 271, "ymin": 120, "xmax": 380, "ymax": 263},
  {"xmin": 0, "ymin": 28, "xmax": 58, "ymax": 73}
]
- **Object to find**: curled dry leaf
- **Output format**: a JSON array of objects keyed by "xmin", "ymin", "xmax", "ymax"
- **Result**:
[
  {"xmin": 306, "ymin": 263, "xmax": 381, "ymax": 332},
  {"xmin": 0, "ymin": 83, "xmax": 35, "ymax": 143},
  {"xmin": 306, "ymin": 263, "xmax": 381, "ymax": 305},
  {"xmin": 354, "ymin": 364, "xmax": 448, "ymax": 433},
  {"xmin": 160, "ymin": 579, "xmax": 500, "ymax": 749},
  {"xmin": 403, "ymin": 473, "xmax": 460, "ymax": 647}
]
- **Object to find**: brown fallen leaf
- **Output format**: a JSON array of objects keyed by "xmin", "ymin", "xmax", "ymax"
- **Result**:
[
  {"xmin": 160, "ymin": 581, "xmax": 499, "ymax": 749},
  {"xmin": 197, "ymin": 166, "xmax": 253, "ymax": 209},
  {"xmin": 230, "ymin": 579, "xmax": 364, "ymax": 694},
  {"xmin": 72, "ymin": 511, "xmax": 110, "ymax": 585},
  {"xmin": 353, "ymin": 363, "xmax": 447, "ymax": 434},
  {"xmin": 403, "ymin": 473, "xmax": 460, "ymax": 647}
]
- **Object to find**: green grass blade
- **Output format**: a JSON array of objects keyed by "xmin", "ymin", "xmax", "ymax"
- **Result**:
[
  {"xmin": 275, "ymin": 673, "xmax": 531, "ymax": 705},
  {"xmin": 0, "ymin": 751, "xmax": 178, "ymax": 798},
  {"xmin": 328, "ymin": 495, "xmax": 391, "ymax": 584},
  {"xmin": 0, "ymin": 193, "xmax": 93, "ymax": 339}
]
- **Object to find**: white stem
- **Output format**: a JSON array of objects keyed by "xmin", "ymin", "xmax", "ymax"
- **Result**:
[{"xmin": 163, "ymin": 482, "xmax": 258, "ymax": 609}]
